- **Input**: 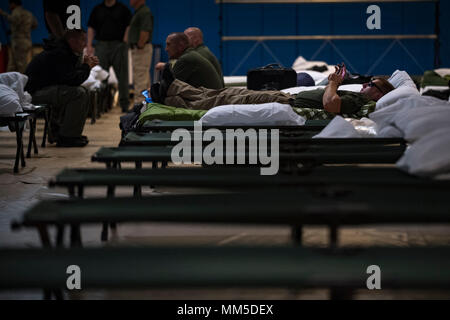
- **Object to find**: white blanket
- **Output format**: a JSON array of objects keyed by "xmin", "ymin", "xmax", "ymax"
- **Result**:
[
  {"xmin": 371, "ymin": 95, "xmax": 449, "ymax": 138},
  {"xmin": 313, "ymin": 116, "xmax": 377, "ymax": 138},
  {"xmin": 393, "ymin": 103, "xmax": 450, "ymax": 142},
  {"xmin": 397, "ymin": 127, "xmax": 450, "ymax": 177}
]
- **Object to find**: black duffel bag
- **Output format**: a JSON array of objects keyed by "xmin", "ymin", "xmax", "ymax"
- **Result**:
[{"xmin": 247, "ymin": 63, "xmax": 297, "ymax": 91}]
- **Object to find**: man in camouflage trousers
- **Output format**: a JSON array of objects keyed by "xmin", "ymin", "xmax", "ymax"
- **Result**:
[{"xmin": 0, "ymin": 0, "xmax": 38, "ymax": 73}]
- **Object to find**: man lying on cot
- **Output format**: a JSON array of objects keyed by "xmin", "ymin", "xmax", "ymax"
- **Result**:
[{"xmin": 151, "ymin": 63, "xmax": 395, "ymax": 115}]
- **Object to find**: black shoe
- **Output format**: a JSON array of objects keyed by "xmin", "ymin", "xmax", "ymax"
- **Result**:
[
  {"xmin": 159, "ymin": 64, "xmax": 175, "ymax": 102},
  {"xmin": 56, "ymin": 136, "xmax": 89, "ymax": 148},
  {"xmin": 150, "ymin": 83, "xmax": 162, "ymax": 103}
]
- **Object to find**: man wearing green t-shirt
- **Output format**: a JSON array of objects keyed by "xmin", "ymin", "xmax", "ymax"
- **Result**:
[{"xmin": 128, "ymin": 0, "xmax": 154, "ymax": 106}]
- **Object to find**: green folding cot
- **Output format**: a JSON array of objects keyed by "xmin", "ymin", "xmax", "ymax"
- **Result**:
[{"xmin": 1, "ymin": 246, "xmax": 450, "ymax": 300}]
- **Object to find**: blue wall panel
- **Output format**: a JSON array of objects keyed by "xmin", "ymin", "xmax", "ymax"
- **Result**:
[
  {"xmin": 0, "ymin": 0, "xmax": 448, "ymax": 76},
  {"xmin": 221, "ymin": 1, "xmax": 442, "ymax": 76}
]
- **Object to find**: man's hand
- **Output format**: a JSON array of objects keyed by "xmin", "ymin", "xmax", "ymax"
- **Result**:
[
  {"xmin": 328, "ymin": 64, "xmax": 345, "ymax": 86},
  {"xmin": 323, "ymin": 63, "xmax": 346, "ymax": 114},
  {"xmin": 83, "ymin": 55, "xmax": 99, "ymax": 69},
  {"xmin": 155, "ymin": 62, "xmax": 166, "ymax": 71}
]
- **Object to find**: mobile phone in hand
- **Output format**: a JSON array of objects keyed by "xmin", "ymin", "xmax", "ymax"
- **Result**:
[{"xmin": 341, "ymin": 65, "xmax": 346, "ymax": 80}]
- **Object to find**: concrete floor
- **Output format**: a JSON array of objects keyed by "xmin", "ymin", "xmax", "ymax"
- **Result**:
[{"xmin": 1, "ymin": 104, "xmax": 450, "ymax": 300}]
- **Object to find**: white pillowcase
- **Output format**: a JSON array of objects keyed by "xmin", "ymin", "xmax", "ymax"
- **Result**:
[
  {"xmin": 396, "ymin": 127, "xmax": 450, "ymax": 177},
  {"xmin": 0, "ymin": 84, "xmax": 22, "ymax": 116},
  {"xmin": 376, "ymin": 86, "xmax": 420, "ymax": 110},
  {"xmin": 200, "ymin": 103, "xmax": 306, "ymax": 126},
  {"xmin": 375, "ymin": 70, "xmax": 420, "ymax": 110},
  {"xmin": 388, "ymin": 70, "xmax": 417, "ymax": 89}
]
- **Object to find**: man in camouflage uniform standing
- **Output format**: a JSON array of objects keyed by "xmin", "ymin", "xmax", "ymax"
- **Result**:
[{"xmin": 0, "ymin": 0, "xmax": 38, "ymax": 73}]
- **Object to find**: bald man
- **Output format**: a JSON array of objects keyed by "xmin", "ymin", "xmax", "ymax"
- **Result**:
[
  {"xmin": 161, "ymin": 32, "xmax": 223, "ymax": 90},
  {"xmin": 184, "ymin": 27, "xmax": 224, "ymax": 87}
]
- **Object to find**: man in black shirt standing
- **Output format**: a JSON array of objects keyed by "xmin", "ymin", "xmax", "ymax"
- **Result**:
[
  {"xmin": 43, "ymin": 0, "xmax": 81, "ymax": 39},
  {"xmin": 87, "ymin": 0, "xmax": 132, "ymax": 112}
]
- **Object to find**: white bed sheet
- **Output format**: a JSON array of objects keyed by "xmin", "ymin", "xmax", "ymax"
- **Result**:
[{"xmin": 281, "ymin": 84, "xmax": 362, "ymax": 95}]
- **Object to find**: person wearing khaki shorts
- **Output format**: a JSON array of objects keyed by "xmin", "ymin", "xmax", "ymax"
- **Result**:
[{"xmin": 128, "ymin": 0, "xmax": 154, "ymax": 106}]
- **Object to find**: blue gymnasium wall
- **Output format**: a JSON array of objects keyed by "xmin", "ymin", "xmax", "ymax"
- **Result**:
[{"xmin": 0, "ymin": 0, "xmax": 449, "ymax": 76}]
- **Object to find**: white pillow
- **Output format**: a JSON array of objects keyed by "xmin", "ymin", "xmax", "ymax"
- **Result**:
[
  {"xmin": 388, "ymin": 70, "xmax": 417, "ymax": 89},
  {"xmin": 376, "ymin": 85, "xmax": 420, "ymax": 110},
  {"xmin": 0, "ymin": 84, "xmax": 22, "ymax": 116},
  {"xmin": 375, "ymin": 70, "xmax": 420, "ymax": 110},
  {"xmin": 200, "ymin": 103, "xmax": 306, "ymax": 126},
  {"xmin": 0, "ymin": 72, "xmax": 30, "ymax": 107},
  {"xmin": 396, "ymin": 127, "xmax": 450, "ymax": 177}
]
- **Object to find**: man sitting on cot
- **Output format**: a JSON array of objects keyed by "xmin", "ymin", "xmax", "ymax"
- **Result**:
[
  {"xmin": 151, "ymin": 63, "xmax": 395, "ymax": 114},
  {"xmin": 152, "ymin": 32, "xmax": 223, "ymax": 92}
]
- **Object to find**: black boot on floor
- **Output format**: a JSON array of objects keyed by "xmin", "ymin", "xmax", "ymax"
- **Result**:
[{"xmin": 56, "ymin": 136, "xmax": 89, "ymax": 148}]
